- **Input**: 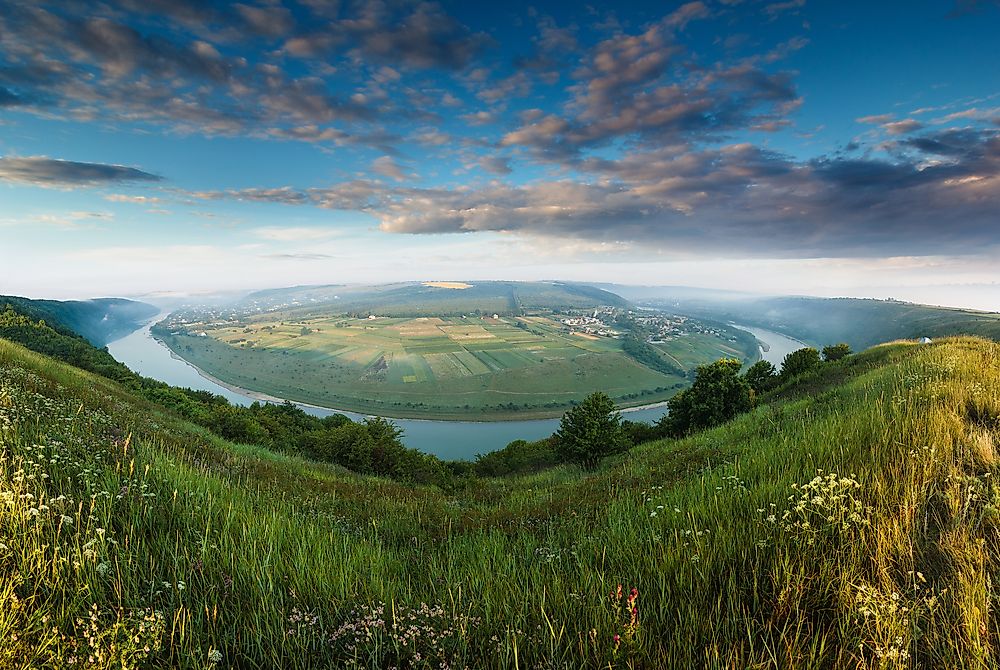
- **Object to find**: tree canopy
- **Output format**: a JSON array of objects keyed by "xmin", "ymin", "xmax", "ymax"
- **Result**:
[{"xmin": 555, "ymin": 392, "xmax": 628, "ymax": 469}]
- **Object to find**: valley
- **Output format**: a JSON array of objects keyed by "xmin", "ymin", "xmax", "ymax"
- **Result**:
[{"xmin": 153, "ymin": 289, "xmax": 758, "ymax": 419}]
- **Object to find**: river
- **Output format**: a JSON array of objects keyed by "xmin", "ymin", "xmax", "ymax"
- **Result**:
[{"xmin": 107, "ymin": 314, "xmax": 805, "ymax": 460}]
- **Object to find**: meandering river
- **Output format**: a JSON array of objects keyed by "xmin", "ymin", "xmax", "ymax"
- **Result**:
[{"xmin": 107, "ymin": 314, "xmax": 805, "ymax": 460}]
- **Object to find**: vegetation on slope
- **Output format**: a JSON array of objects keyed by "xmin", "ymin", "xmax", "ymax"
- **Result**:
[
  {"xmin": 0, "ymin": 303, "xmax": 455, "ymax": 487},
  {"xmin": 640, "ymin": 293, "xmax": 1000, "ymax": 351},
  {"xmin": 0, "ymin": 295, "xmax": 157, "ymax": 347},
  {"xmin": 2, "ymin": 334, "xmax": 999, "ymax": 668}
]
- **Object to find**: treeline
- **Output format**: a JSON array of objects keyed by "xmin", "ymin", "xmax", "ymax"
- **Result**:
[
  {"xmin": 659, "ymin": 343, "xmax": 853, "ymax": 437},
  {"xmin": 0, "ymin": 304, "xmax": 454, "ymax": 488},
  {"xmin": 620, "ymin": 333, "xmax": 686, "ymax": 376}
]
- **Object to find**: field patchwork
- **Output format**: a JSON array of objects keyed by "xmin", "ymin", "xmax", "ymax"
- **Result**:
[{"xmin": 159, "ymin": 313, "xmax": 756, "ymax": 419}]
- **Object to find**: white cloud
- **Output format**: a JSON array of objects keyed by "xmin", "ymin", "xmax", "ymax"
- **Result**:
[{"xmin": 251, "ymin": 226, "xmax": 343, "ymax": 241}]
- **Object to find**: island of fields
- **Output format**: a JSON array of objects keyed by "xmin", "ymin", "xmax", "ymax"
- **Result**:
[{"xmin": 156, "ymin": 310, "xmax": 757, "ymax": 420}]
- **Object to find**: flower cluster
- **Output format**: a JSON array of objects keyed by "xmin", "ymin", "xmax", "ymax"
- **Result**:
[
  {"xmin": 608, "ymin": 584, "xmax": 640, "ymax": 653},
  {"xmin": 766, "ymin": 470, "xmax": 869, "ymax": 545}
]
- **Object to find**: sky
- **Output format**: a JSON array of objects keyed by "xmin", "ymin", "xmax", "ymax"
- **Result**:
[{"xmin": 1, "ymin": 0, "xmax": 998, "ymax": 308}]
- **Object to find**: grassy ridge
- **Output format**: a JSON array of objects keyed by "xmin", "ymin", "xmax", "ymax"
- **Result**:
[{"xmin": 2, "ymin": 336, "xmax": 999, "ymax": 667}]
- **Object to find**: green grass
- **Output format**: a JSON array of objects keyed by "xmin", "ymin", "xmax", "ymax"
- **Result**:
[
  {"xmin": 2, "ymin": 336, "xmax": 1000, "ymax": 668},
  {"xmin": 158, "ymin": 313, "xmax": 746, "ymax": 419}
]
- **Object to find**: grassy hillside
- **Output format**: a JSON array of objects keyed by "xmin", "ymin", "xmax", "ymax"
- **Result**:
[
  {"xmin": 0, "ymin": 295, "xmax": 157, "ymax": 346},
  {"xmin": 631, "ymin": 292, "xmax": 1000, "ymax": 351},
  {"xmin": 2, "ymin": 336, "xmax": 999, "ymax": 668}
]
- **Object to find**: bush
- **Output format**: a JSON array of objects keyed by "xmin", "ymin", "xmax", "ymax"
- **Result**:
[
  {"xmin": 659, "ymin": 358, "xmax": 752, "ymax": 437},
  {"xmin": 743, "ymin": 360, "xmax": 777, "ymax": 394},
  {"xmin": 822, "ymin": 343, "xmax": 852, "ymax": 362},
  {"xmin": 780, "ymin": 347, "xmax": 821, "ymax": 378},
  {"xmin": 555, "ymin": 392, "xmax": 628, "ymax": 469}
]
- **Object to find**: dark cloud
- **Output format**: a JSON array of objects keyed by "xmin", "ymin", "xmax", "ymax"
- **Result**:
[
  {"xmin": 0, "ymin": 156, "xmax": 162, "ymax": 187},
  {"xmin": 499, "ymin": 19, "xmax": 800, "ymax": 161},
  {"xmin": 282, "ymin": 3, "xmax": 489, "ymax": 70},
  {"xmin": 188, "ymin": 128, "xmax": 1000, "ymax": 258},
  {"xmin": 0, "ymin": 0, "xmax": 485, "ymax": 151}
]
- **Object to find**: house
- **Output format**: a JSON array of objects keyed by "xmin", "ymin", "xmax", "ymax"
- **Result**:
[
  {"xmin": 368, "ymin": 314, "xmax": 377, "ymax": 320},
  {"xmin": 919, "ymin": 336, "xmax": 932, "ymax": 344}
]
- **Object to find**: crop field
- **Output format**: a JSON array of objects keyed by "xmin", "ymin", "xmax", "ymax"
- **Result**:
[{"xmin": 158, "ymin": 312, "xmax": 755, "ymax": 419}]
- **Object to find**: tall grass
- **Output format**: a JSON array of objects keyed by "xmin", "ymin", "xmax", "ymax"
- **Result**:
[{"xmin": 1, "ymin": 336, "xmax": 998, "ymax": 668}]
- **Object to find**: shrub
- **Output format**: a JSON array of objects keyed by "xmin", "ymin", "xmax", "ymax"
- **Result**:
[
  {"xmin": 780, "ymin": 347, "xmax": 822, "ymax": 378},
  {"xmin": 659, "ymin": 358, "xmax": 752, "ymax": 437},
  {"xmin": 744, "ymin": 360, "xmax": 777, "ymax": 394},
  {"xmin": 555, "ymin": 392, "xmax": 628, "ymax": 469},
  {"xmin": 822, "ymin": 343, "xmax": 852, "ymax": 362}
]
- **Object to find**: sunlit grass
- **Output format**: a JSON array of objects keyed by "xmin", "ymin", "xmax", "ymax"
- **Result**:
[{"xmin": 1, "ymin": 336, "xmax": 998, "ymax": 668}]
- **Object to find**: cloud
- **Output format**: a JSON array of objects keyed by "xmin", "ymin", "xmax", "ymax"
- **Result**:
[
  {"xmin": 186, "ymin": 126, "xmax": 1000, "ymax": 259},
  {"xmin": 371, "ymin": 155, "xmax": 409, "ymax": 181},
  {"xmin": 0, "ymin": 1, "xmax": 488, "ymax": 151},
  {"xmin": 251, "ymin": 226, "xmax": 343, "ymax": 241},
  {"xmin": 857, "ymin": 114, "xmax": 895, "ymax": 125},
  {"xmin": 478, "ymin": 156, "xmax": 512, "ymax": 175},
  {"xmin": 105, "ymin": 194, "xmax": 162, "ymax": 204},
  {"xmin": 0, "ymin": 156, "xmax": 162, "ymax": 187},
  {"xmin": 883, "ymin": 119, "xmax": 923, "ymax": 135},
  {"xmin": 260, "ymin": 253, "xmax": 335, "ymax": 261},
  {"xmin": 498, "ymin": 19, "xmax": 800, "ymax": 161}
]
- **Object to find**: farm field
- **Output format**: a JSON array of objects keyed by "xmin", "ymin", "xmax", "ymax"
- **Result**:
[{"xmin": 157, "ymin": 312, "xmax": 756, "ymax": 419}]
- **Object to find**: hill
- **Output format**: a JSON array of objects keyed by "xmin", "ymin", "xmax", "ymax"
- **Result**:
[
  {"xmin": 615, "ymin": 288, "xmax": 1000, "ymax": 351},
  {"xmin": 239, "ymin": 280, "xmax": 630, "ymax": 317},
  {"xmin": 2, "ymin": 328, "xmax": 999, "ymax": 667},
  {"xmin": 0, "ymin": 294, "xmax": 158, "ymax": 346}
]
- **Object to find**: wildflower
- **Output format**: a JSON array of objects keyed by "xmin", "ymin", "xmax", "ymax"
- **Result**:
[
  {"xmin": 60, "ymin": 515, "xmax": 73, "ymax": 525},
  {"xmin": 208, "ymin": 649, "xmax": 223, "ymax": 663}
]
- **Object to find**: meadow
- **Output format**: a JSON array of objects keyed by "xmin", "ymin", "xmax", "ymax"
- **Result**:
[
  {"xmin": 159, "ymin": 314, "xmax": 752, "ymax": 419},
  {"xmin": 2, "ymin": 335, "xmax": 999, "ymax": 668}
]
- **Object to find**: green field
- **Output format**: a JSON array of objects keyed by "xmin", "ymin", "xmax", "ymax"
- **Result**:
[{"xmin": 158, "ymin": 313, "xmax": 754, "ymax": 419}]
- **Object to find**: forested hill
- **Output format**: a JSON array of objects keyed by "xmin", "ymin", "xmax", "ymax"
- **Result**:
[
  {"xmin": 0, "ymin": 294, "xmax": 157, "ymax": 346},
  {"xmin": 615, "ymin": 291, "xmax": 1000, "ymax": 351}
]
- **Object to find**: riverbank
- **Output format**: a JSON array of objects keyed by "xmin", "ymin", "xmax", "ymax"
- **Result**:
[{"xmin": 109, "ymin": 316, "xmax": 803, "ymax": 458}]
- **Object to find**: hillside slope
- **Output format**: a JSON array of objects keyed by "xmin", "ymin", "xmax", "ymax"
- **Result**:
[
  {"xmin": 0, "ymin": 295, "xmax": 158, "ymax": 346},
  {"xmin": 1, "ymin": 336, "xmax": 999, "ymax": 668},
  {"xmin": 624, "ymin": 292, "xmax": 1000, "ymax": 351}
]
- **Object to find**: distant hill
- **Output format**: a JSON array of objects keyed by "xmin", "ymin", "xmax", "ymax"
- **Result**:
[
  {"xmin": 0, "ymin": 294, "xmax": 158, "ymax": 346},
  {"xmin": 613, "ymin": 289, "xmax": 1000, "ymax": 350},
  {"xmin": 238, "ymin": 280, "xmax": 630, "ymax": 317}
]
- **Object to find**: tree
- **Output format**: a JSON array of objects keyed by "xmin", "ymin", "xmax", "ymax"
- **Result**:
[
  {"xmin": 660, "ymin": 358, "xmax": 752, "ymax": 436},
  {"xmin": 822, "ymin": 343, "xmax": 852, "ymax": 362},
  {"xmin": 780, "ymin": 347, "xmax": 821, "ymax": 378},
  {"xmin": 555, "ymin": 392, "xmax": 627, "ymax": 469},
  {"xmin": 743, "ymin": 360, "xmax": 777, "ymax": 394}
]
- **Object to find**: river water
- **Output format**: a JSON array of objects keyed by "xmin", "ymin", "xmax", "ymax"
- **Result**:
[{"xmin": 107, "ymin": 314, "xmax": 805, "ymax": 460}]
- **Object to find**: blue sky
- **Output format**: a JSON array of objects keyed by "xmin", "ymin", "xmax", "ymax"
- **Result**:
[{"xmin": 1, "ymin": 0, "xmax": 998, "ymax": 307}]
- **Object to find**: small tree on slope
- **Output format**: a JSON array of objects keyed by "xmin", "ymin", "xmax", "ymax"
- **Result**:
[{"xmin": 556, "ymin": 392, "xmax": 628, "ymax": 469}]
